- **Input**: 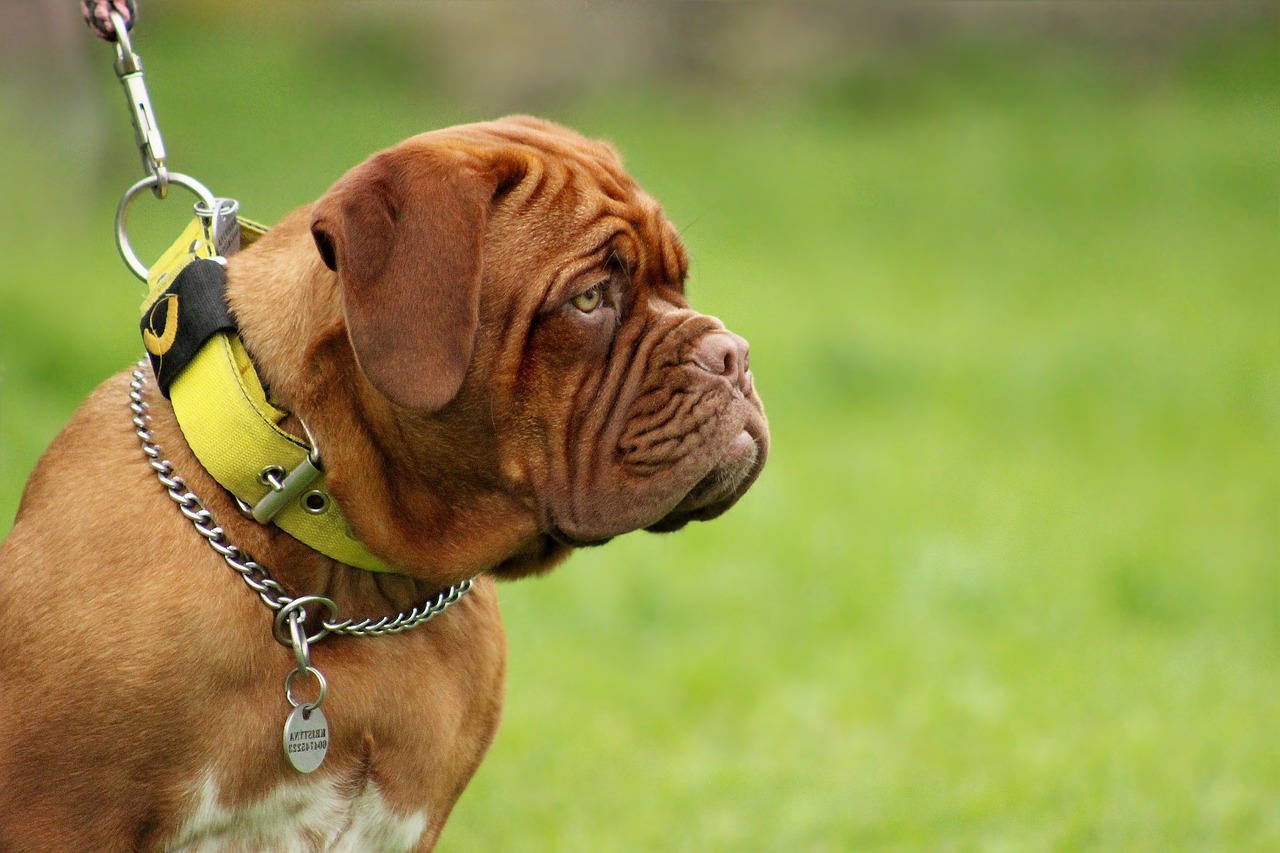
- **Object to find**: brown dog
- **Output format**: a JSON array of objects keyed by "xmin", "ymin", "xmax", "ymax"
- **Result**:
[{"xmin": 0, "ymin": 117, "xmax": 767, "ymax": 851}]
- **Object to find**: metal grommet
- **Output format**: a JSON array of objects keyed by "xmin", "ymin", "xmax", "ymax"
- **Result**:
[
  {"xmin": 258, "ymin": 465, "xmax": 286, "ymax": 492},
  {"xmin": 115, "ymin": 172, "xmax": 217, "ymax": 281},
  {"xmin": 301, "ymin": 490, "xmax": 330, "ymax": 514}
]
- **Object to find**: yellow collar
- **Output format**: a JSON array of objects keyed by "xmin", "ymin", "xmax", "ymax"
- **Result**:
[{"xmin": 141, "ymin": 218, "xmax": 396, "ymax": 574}]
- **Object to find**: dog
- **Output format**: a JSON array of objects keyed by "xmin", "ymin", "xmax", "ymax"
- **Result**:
[{"xmin": 0, "ymin": 116, "xmax": 767, "ymax": 851}]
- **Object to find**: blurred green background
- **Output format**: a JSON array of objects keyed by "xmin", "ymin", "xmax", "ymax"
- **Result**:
[{"xmin": 1, "ymin": 1, "xmax": 1277, "ymax": 850}]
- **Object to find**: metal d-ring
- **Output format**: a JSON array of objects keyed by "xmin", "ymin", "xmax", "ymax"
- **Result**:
[{"xmin": 115, "ymin": 172, "xmax": 217, "ymax": 281}]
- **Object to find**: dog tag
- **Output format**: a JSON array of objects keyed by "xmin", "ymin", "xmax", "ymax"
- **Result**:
[{"xmin": 283, "ymin": 705, "xmax": 329, "ymax": 773}]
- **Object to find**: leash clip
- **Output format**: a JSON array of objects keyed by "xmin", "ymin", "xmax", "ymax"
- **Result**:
[
  {"xmin": 95, "ymin": 8, "xmax": 228, "ymax": 282},
  {"xmin": 108, "ymin": 10, "xmax": 167, "ymax": 198}
]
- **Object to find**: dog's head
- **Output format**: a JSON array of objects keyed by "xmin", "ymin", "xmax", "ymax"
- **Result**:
[{"xmin": 287, "ymin": 117, "xmax": 766, "ymax": 579}]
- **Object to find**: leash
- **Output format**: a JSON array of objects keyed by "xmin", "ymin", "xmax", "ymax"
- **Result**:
[{"xmin": 84, "ymin": 1, "xmax": 474, "ymax": 774}]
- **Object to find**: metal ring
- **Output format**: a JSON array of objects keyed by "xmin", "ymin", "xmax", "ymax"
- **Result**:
[
  {"xmin": 194, "ymin": 197, "xmax": 240, "ymax": 251},
  {"xmin": 193, "ymin": 197, "xmax": 240, "ymax": 218},
  {"xmin": 272, "ymin": 595, "xmax": 339, "ymax": 646},
  {"xmin": 285, "ymin": 666, "xmax": 328, "ymax": 712},
  {"xmin": 115, "ymin": 172, "xmax": 217, "ymax": 281}
]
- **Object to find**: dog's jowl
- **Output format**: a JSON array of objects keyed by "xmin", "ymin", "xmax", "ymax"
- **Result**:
[{"xmin": 0, "ymin": 117, "xmax": 768, "ymax": 852}]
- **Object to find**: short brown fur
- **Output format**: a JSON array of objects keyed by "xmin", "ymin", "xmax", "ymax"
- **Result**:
[{"xmin": 0, "ymin": 117, "xmax": 767, "ymax": 850}]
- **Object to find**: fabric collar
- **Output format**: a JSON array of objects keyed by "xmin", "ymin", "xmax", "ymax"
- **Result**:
[{"xmin": 139, "ymin": 218, "xmax": 397, "ymax": 574}]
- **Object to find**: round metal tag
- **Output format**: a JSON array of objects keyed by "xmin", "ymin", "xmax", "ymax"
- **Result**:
[{"xmin": 283, "ymin": 705, "xmax": 329, "ymax": 773}]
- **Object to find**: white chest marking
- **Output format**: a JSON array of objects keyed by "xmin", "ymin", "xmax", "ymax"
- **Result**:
[{"xmin": 168, "ymin": 773, "xmax": 427, "ymax": 853}]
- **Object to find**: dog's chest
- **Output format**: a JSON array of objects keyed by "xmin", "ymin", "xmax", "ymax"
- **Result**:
[{"xmin": 168, "ymin": 772, "xmax": 427, "ymax": 853}]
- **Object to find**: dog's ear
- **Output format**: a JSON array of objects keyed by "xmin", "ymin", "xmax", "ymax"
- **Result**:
[{"xmin": 310, "ymin": 144, "xmax": 515, "ymax": 411}]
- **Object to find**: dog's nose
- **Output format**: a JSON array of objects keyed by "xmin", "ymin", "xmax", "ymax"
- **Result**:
[{"xmin": 692, "ymin": 331, "xmax": 751, "ymax": 389}]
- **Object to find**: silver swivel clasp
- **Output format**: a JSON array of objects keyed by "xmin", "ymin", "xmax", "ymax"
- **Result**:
[
  {"xmin": 95, "ymin": 8, "xmax": 225, "ymax": 280},
  {"xmin": 109, "ymin": 10, "xmax": 167, "ymax": 199}
]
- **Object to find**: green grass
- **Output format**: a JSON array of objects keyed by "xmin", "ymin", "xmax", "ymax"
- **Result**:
[{"xmin": 1, "ymin": 12, "xmax": 1276, "ymax": 851}]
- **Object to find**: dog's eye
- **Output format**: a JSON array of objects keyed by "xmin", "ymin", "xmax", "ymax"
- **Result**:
[{"xmin": 571, "ymin": 286, "xmax": 603, "ymax": 314}]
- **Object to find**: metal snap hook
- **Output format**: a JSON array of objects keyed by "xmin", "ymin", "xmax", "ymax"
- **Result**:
[{"xmin": 109, "ymin": 9, "xmax": 169, "ymax": 199}]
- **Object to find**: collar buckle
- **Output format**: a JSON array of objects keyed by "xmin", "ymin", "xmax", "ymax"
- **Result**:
[{"xmin": 251, "ymin": 453, "xmax": 324, "ymax": 524}]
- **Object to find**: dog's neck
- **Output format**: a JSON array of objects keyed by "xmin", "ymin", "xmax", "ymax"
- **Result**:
[{"xmin": 221, "ymin": 207, "xmax": 551, "ymax": 589}]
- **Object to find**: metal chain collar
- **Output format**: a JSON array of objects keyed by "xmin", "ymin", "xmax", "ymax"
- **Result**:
[
  {"xmin": 97, "ymin": 8, "xmax": 474, "ymax": 771},
  {"xmin": 128, "ymin": 363, "xmax": 474, "ymax": 641}
]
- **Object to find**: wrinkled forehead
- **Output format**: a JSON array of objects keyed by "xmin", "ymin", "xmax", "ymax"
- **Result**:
[{"xmin": 440, "ymin": 119, "xmax": 689, "ymax": 285}]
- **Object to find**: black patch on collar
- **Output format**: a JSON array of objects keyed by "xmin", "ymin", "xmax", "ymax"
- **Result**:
[{"xmin": 140, "ymin": 259, "xmax": 237, "ymax": 398}]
